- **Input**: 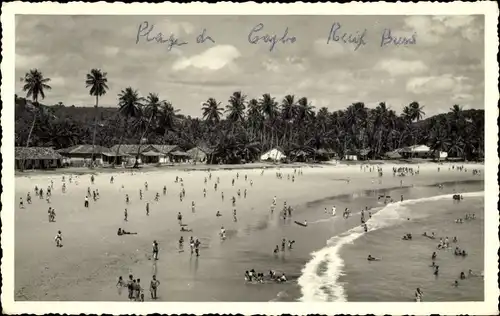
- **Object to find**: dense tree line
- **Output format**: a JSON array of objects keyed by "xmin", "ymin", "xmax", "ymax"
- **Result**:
[{"xmin": 15, "ymin": 69, "xmax": 485, "ymax": 163}]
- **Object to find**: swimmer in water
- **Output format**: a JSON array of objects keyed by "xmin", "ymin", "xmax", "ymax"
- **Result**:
[{"xmin": 367, "ymin": 255, "xmax": 380, "ymax": 261}]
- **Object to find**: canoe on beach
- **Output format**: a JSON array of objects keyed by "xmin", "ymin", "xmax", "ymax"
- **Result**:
[{"xmin": 294, "ymin": 221, "xmax": 308, "ymax": 227}]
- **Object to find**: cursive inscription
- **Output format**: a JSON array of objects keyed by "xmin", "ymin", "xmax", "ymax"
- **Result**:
[
  {"xmin": 380, "ymin": 29, "xmax": 417, "ymax": 47},
  {"xmin": 327, "ymin": 22, "xmax": 367, "ymax": 51},
  {"xmin": 247, "ymin": 23, "xmax": 297, "ymax": 52},
  {"xmin": 136, "ymin": 21, "xmax": 188, "ymax": 51},
  {"xmin": 196, "ymin": 28, "xmax": 215, "ymax": 44}
]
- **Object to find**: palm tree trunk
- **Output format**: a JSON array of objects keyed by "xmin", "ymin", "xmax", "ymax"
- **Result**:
[
  {"xmin": 113, "ymin": 118, "xmax": 128, "ymax": 167},
  {"xmin": 134, "ymin": 114, "xmax": 154, "ymax": 167},
  {"xmin": 91, "ymin": 95, "xmax": 99, "ymax": 168},
  {"xmin": 21, "ymin": 108, "xmax": 38, "ymax": 171}
]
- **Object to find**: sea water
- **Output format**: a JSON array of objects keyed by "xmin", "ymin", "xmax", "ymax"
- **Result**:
[{"xmin": 295, "ymin": 182, "xmax": 484, "ymax": 302}]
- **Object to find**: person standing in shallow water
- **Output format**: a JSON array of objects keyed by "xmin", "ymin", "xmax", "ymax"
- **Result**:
[{"xmin": 150, "ymin": 275, "xmax": 160, "ymax": 299}]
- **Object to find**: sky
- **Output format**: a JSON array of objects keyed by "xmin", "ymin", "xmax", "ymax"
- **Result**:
[{"xmin": 15, "ymin": 15, "xmax": 484, "ymax": 118}]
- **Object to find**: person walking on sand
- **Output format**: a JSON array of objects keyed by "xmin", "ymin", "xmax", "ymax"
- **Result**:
[
  {"xmin": 19, "ymin": 197, "xmax": 25, "ymax": 209},
  {"xmin": 54, "ymin": 230, "xmax": 63, "ymax": 247},
  {"xmin": 244, "ymin": 189, "xmax": 247, "ymax": 198},
  {"xmin": 150, "ymin": 275, "xmax": 160, "ymax": 299},
  {"xmin": 27, "ymin": 192, "xmax": 32, "ymax": 204},
  {"xmin": 191, "ymin": 201, "xmax": 196, "ymax": 213},
  {"xmin": 84, "ymin": 195, "xmax": 89, "ymax": 208},
  {"xmin": 125, "ymin": 194, "xmax": 130, "ymax": 204},
  {"xmin": 139, "ymin": 189, "xmax": 143, "ymax": 200},
  {"xmin": 135, "ymin": 278, "xmax": 142, "ymax": 301},
  {"xmin": 415, "ymin": 288, "xmax": 423, "ymax": 302},
  {"xmin": 163, "ymin": 185, "xmax": 167, "ymax": 195},
  {"xmin": 127, "ymin": 275, "xmax": 134, "ymax": 300},
  {"xmin": 203, "ymin": 188, "xmax": 207, "ymax": 198},
  {"xmin": 177, "ymin": 212, "xmax": 183, "ymax": 225},
  {"xmin": 146, "ymin": 203, "xmax": 150, "ymax": 216},
  {"xmin": 152, "ymin": 240, "xmax": 159, "ymax": 260},
  {"xmin": 124, "ymin": 208, "xmax": 128, "ymax": 221}
]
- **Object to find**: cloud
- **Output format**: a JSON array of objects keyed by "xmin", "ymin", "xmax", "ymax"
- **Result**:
[
  {"xmin": 313, "ymin": 38, "xmax": 346, "ymax": 58},
  {"xmin": 172, "ymin": 45, "xmax": 241, "ymax": 71},
  {"xmin": 404, "ymin": 15, "xmax": 482, "ymax": 45},
  {"xmin": 406, "ymin": 74, "xmax": 473, "ymax": 95},
  {"xmin": 262, "ymin": 56, "xmax": 308, "ymax": 73},
  {"xmin": 16, "ymin": 53, "xmax": 49, "ymax": 70},
  {"xmin": 375, "ymin": 59, "xmax": 429, "ymax": 76},
  {"xmin": 103, "ymin": 46, "xmax": 120, "ymax": 57}
]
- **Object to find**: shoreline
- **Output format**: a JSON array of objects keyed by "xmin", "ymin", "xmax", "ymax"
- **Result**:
[{"xmin": 14, "ymin": 160, "xmax": 484, "ymax": 178}]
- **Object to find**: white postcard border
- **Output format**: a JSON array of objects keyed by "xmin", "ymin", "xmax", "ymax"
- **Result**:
[{"xmin": 1, "ymin": 1, "xmax": 499, "ymax": 315}]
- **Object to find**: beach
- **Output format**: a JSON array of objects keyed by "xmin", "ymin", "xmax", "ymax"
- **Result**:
[{"xmin": 14, "ymin": 162, "xmax": 484, "ymax": 302}]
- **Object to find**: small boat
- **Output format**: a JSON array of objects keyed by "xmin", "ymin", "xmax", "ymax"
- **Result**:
[{"xmin": 294, "ymin": 221, "xmax": 308, "ymax": 227}]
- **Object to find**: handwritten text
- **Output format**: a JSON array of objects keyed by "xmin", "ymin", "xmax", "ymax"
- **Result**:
[
  {"xmin": 247, "ymin": 23, "xmax": 297, "ymax": 52},
  {"xmin": 327, "ymin": 22, "xmax": 367, "ymax": 51}
]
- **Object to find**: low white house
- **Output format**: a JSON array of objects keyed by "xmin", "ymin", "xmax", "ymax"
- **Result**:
[{"xmin": 260, "ymin": 148, "xmax": 286, "ymax": 161}]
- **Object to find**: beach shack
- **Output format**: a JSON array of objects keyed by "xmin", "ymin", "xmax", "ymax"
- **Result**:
[
  {"xmin": 187, "ymin": 146, "xmax": 208, "ymax": 163},
  {"xmin": 109, "ymin": 144, "xmax": 161, "ymax": 165},
  {"xmin": 344, "ymin": 150, "xmax": 358, "ymax": 161},
  {"xmin": 150, "ymin": 144, "xmax": 180, "ymax": 163},
  {"xmin": 260, "ymin": 148, "xmax": 286, "ymax": 162},
  {"xmin": 169, "ymin": 150, "xmax": 191, "ymax": 163},
  {"xmin": 58, "ymin": 144, "xmax": 110, "ymax": 166},
  {"xmin": 400, "ymin": 145, "xmax": 431, "ymax": 159},
  {"xmin": 15, "ymin": 147, "xmax": 63, "ymax": 170},
  {"xmin": 432, "ymin": 150, "xmax": 448, "ymax": 160}
]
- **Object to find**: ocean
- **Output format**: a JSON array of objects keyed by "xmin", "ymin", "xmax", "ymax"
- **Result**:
[{"xmin": 153, "ymin": 179, "xmax": 484, "ymax": 302}]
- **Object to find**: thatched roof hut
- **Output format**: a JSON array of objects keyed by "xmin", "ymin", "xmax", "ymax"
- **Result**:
[
  {"xmin": 15, "ymin": 147, "xmax": 63, "ymax": 160},
  {"xmin": 15, "ymin": 147, "xmax": 63, "ymax": 170}
]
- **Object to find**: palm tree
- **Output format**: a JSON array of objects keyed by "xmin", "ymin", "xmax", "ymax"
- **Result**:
[
  {"xmin": 409, "ymin": 101, "xmax": 426, "ymax": 122},
  {"xmin": 258, "ymin": 93, "xmax": 279, "ymax": 150},
  {"xmin": 158, "ymin": 101, "xmax": 180, "ymax": 136},
  {"xmin": 20, "ymin": 69, "xmax": 52, "ymax": 170},
  {"xmin": 202, "ymin": 98, "xmax": 223, "ymax": 124},
  {"xmin": 21, "ymin": 69, "xmax": 52, "ymax": 147},
  {"xmin": 134, "ymin": 93, "xmax": 165, "ymax": 160},
  {"xmin": 113, "ymin": 87, "xmax": 143, "ymax": 166},
  {"xmin": 85, "ymin": 68, "xmax": 109, "ymax": 165},
  {"xmin": 225, "ymin": 91, "xmax": 247, "ymax": 123},
  {"xmin": 280, "ymin": 95, "xmax": 297, "ymax": 145}
]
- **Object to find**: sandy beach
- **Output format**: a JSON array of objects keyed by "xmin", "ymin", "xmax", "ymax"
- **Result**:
[{"xmin": 14, "ymin": 162, "xmax": 484, "ymax": 301}]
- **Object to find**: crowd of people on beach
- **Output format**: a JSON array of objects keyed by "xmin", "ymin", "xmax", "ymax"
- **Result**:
[
  {"xmin": 18, "ymin": 162, "xmax": 483, "ymax": 301},
  {"xmin": 20, "ymin": 166, "xmax": 309, "ymax": 301}
]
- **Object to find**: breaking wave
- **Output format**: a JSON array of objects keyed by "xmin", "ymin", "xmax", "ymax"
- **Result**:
[{"xmin": 297, "ymin": 191, "xmax": 484, "ymax": 302}]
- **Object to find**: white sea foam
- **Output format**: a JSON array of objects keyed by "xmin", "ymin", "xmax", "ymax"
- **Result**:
[{"xmin": 297, "ymin": 191, "xmax": 484, "ymax": 302}]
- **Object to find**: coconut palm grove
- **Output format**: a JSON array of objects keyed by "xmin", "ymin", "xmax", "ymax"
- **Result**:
[{"xmin": 15, "ymin": 68, "xmax": 485, "ymax": 164}]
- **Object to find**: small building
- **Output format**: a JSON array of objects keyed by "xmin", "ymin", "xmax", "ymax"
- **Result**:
[
  {"xmin": 187, "ymin": 147, "xmax": 208, "ymax": 163},
  {"xmin": 432, "ymin": 150, "xmax": 448, "ymax": 160},
  {"xmin": 260, "ymin": 148, "xmax": 286, "ymax": 161},
  {"xmin": 140, "ymin": 150, "xmax": 164, "ymax": 164},
  {"xmin": 109, "ymin": 144, "xmax": 161, "ymax": 165},
  {"xmin": 400, "ymin": 145, "xmax": 431, "ymax": 159},
  {"xmin": 15, "ymin": 147, "xmax": 63, "ymax": 170},
  {"xmin": 344, "ymin": 150, "xmax": 358, "ymax": 161},
  {"xmin": 150, "ymin": 144, "xmax": 180, "ymax": 163},
  {"xmin": 58, "ymin": 144, "xmax": 110, "ymax": 166},
  {"xmin": 170, "ymin": 150, "xmax": 191, "ymax": 163}
]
